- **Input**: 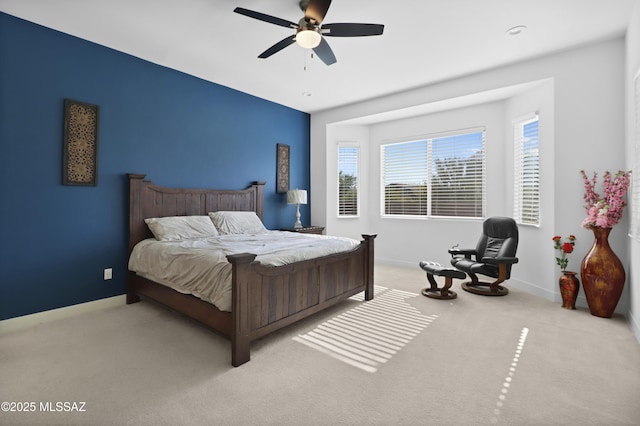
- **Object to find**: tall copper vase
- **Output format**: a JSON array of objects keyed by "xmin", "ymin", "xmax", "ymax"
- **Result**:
[{"xmin": 580, "ymin": 226, "xmax": 625, "ymax": 318}]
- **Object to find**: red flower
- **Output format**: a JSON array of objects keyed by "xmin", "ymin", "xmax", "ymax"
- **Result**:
[{"xmin": 553, "ymin": 234, "xmax": 577, "ymax": 272}]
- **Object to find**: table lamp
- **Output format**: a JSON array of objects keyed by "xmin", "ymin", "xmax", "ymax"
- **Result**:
[{"xmin": 287, "ymin": 189, "xmax": 307, "ymax": 229}]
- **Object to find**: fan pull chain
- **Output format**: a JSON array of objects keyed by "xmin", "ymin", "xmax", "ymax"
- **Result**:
[{"xmin": 304, "ymin": 52, "xmax": 315, "ymax": 71}]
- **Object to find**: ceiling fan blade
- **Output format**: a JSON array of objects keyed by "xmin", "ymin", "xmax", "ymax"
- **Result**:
[
  {"xmin": 305, "ymin": 0, "xmax": 332, "ymax": 25},
  {"xmin": 233, "ymin": 7, "xmax": 297, "ymax": 29},
  {"xmin": 312, "ymin": 38, "xmax": 337, "ymax": 65},
  {"xmin": 258, "ymin": 35, "xmax": 297, "ymax": 59},
  {"xmin": 322, "ymin": 23, "xmax": 384, "ymax": 37}
]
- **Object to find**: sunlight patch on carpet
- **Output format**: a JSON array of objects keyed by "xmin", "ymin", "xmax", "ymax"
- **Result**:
[
  {"xmin": 293, "ymin": 288, "xmax": 437, "ymax": 373},
  {"xmin": 490, "ymin": 327, "xmax": 529, "ymax": 424}
]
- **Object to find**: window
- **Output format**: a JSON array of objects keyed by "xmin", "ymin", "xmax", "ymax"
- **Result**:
[
  {"xmin": 513, "ymin": 114, "xmax": 540, "ymax": 226},
  {"xmin": 381, "ymin": 129, "xmax": 485, "ymax": 218},
  {"xmin": 338, "ymin": 144, "xmax": 359, "ymax": 217},
  {"xmin": 631, "ymin": 70, "xmax": 640, "ymax": 240}
]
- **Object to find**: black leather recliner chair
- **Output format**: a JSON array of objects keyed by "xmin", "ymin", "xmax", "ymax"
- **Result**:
[{"xmin": 449, "ymin": 217, "xmax": 519, "ymax": 296}]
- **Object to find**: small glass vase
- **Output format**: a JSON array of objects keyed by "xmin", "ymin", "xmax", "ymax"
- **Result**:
[{"xmin": 559, "ymin": 271, "xmax": 579, "ymax": 310}]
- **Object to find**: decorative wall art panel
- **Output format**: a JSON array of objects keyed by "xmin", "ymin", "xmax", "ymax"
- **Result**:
[
  {"xmin": 276, "ymin": 143, "xmax": 290, "ymax": 193},
  {"xmin": 63, "ymin": 99, "xmax": 99, "ymax": 186}
]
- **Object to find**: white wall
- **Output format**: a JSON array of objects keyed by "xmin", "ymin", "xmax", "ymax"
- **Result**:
[
  {"xmin": 325, "ymin": 124, "xmax": 372, "ymax": 240},
  {"xmin": 366, "ymin": 101, "xmax": 505, "ymax": 266},
  {"xmin": 626, "ymin": 0, "xmax": 640, "ymax": 341},
  {"xmin": 504, "ymin": 81, "xmax": 556, "ymax": 300},
  {"xmin": 311, "ymin": 37, "xmax": 628, "ymax": 314}
]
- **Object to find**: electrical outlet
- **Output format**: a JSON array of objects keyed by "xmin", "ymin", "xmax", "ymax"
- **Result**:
[{"xmin": 104, "ymin": 268, "xmax": 113, "ymax": 280}]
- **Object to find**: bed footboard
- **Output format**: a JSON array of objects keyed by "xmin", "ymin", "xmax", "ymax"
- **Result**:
[{"xmin": 227, "ymin": 234, "xmax": 376, "ymax": 367}]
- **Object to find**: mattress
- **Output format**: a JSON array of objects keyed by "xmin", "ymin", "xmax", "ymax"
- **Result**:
[{"xmin": 128, "ymin": 231, "xmax": 360, "ymax": 312}]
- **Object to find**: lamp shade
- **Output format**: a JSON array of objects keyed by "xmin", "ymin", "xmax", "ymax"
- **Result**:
[{"xmin": 287, "ymin": 189, "xmax": 307, "ymax": 205}]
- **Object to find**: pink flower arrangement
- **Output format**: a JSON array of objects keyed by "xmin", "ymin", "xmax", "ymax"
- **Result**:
[
  {"xmin": 580, "ymin": 170, "xmax": 631, "ymax": 229},
  {"xmin": 552, "ymin": 235, "xmax": 576, "ymax": 272}
]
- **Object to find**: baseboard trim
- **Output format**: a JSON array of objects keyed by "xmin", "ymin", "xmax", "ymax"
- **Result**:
[
  {"xmin": 0, "ymin": 295, "xmax": 126, "ymax": 334},
  {"xmin": 375, "ymin": 257, "xmax": 418, "ymax": 268}
]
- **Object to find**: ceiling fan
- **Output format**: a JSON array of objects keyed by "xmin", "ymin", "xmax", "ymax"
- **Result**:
[{"xmin": 233, "ymin": 0, "xmax": 384, "ymax": 65}]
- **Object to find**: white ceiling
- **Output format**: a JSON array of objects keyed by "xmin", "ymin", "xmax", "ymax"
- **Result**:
[{"xmin": 0, "ymin": 0, "xmax": 636, "ymax": 113}]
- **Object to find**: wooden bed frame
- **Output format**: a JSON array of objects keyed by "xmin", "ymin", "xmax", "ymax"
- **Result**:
[{"xmin": 127, "ymin": 174, "xmax": 376, "ymax": 366}]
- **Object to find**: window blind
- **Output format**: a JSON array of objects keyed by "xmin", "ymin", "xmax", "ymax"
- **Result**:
[
  {"xmin": 338, "ymin": 145, "xmax": 359, "ymax": 217},
  {"xmin": 514, "ymin": 115, "xmax": 540, "ymax": 226},
  {"xmin": 381, "ymin": 130, "xmax": 485, "ymax": 218},
  {"xmin": 382, "ymin": 140, "xmax": 428, "ymax": 215},
  {"xmin": 430, "ymin": 132, "xmax": 485, "ymax": 218}
]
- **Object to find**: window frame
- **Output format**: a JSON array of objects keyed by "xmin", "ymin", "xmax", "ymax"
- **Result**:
[
  {"xmin": 630, "ymin": 69, "xmax": 640, "ymax": 241},
  {"xmin": 380, "ymin": 127, "xmax": 486, "ymax": 220},
  {"xmin": 513, "ymin": 113, "xmax": 540, "ymax": 227},
  {"xmin": 337, "ymin": 142, "xmax": 360, "ymax": 218}
]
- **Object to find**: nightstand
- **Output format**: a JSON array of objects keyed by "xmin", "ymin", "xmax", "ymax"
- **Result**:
[{"xmin": 281, "ymin": 226, "xmax": 325, "ymax": 235}]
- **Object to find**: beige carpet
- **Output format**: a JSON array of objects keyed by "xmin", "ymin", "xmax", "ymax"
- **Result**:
[{"xmin": 1, "ymin": 264, "xmax": 639, "ymax": 426}]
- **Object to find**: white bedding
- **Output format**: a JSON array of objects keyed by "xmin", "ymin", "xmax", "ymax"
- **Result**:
[{"xmin": 128, "ymin": 231, "xmax": 360, "ymax": 312}]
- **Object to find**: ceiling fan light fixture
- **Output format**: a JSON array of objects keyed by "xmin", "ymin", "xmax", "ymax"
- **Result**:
[
  {"xmin": 296, "ymin": 29, "xmax": 321, "ymax": 48},
  {"xmin": 233, "ymin": 3, "xmax": 384, "ymax": 66}
]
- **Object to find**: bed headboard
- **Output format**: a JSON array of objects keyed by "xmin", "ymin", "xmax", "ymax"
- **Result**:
[{"xmin": 128, "ymin": 174, "xmax": 265, "ymax": 254}]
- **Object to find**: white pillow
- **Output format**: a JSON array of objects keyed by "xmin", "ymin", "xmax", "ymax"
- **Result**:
[
  {"xmin": 145, "ymin": 215, "xmax": 219, "ymax": 241},
  {"xmin": 208, "ymin": 211, "xmax": 267, "ymax": 235}
]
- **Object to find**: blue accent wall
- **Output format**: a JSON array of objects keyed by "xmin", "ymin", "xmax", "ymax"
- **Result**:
[{"xmin": 0, "ymin": 13, "xmax": 310, "ymax": 320}]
